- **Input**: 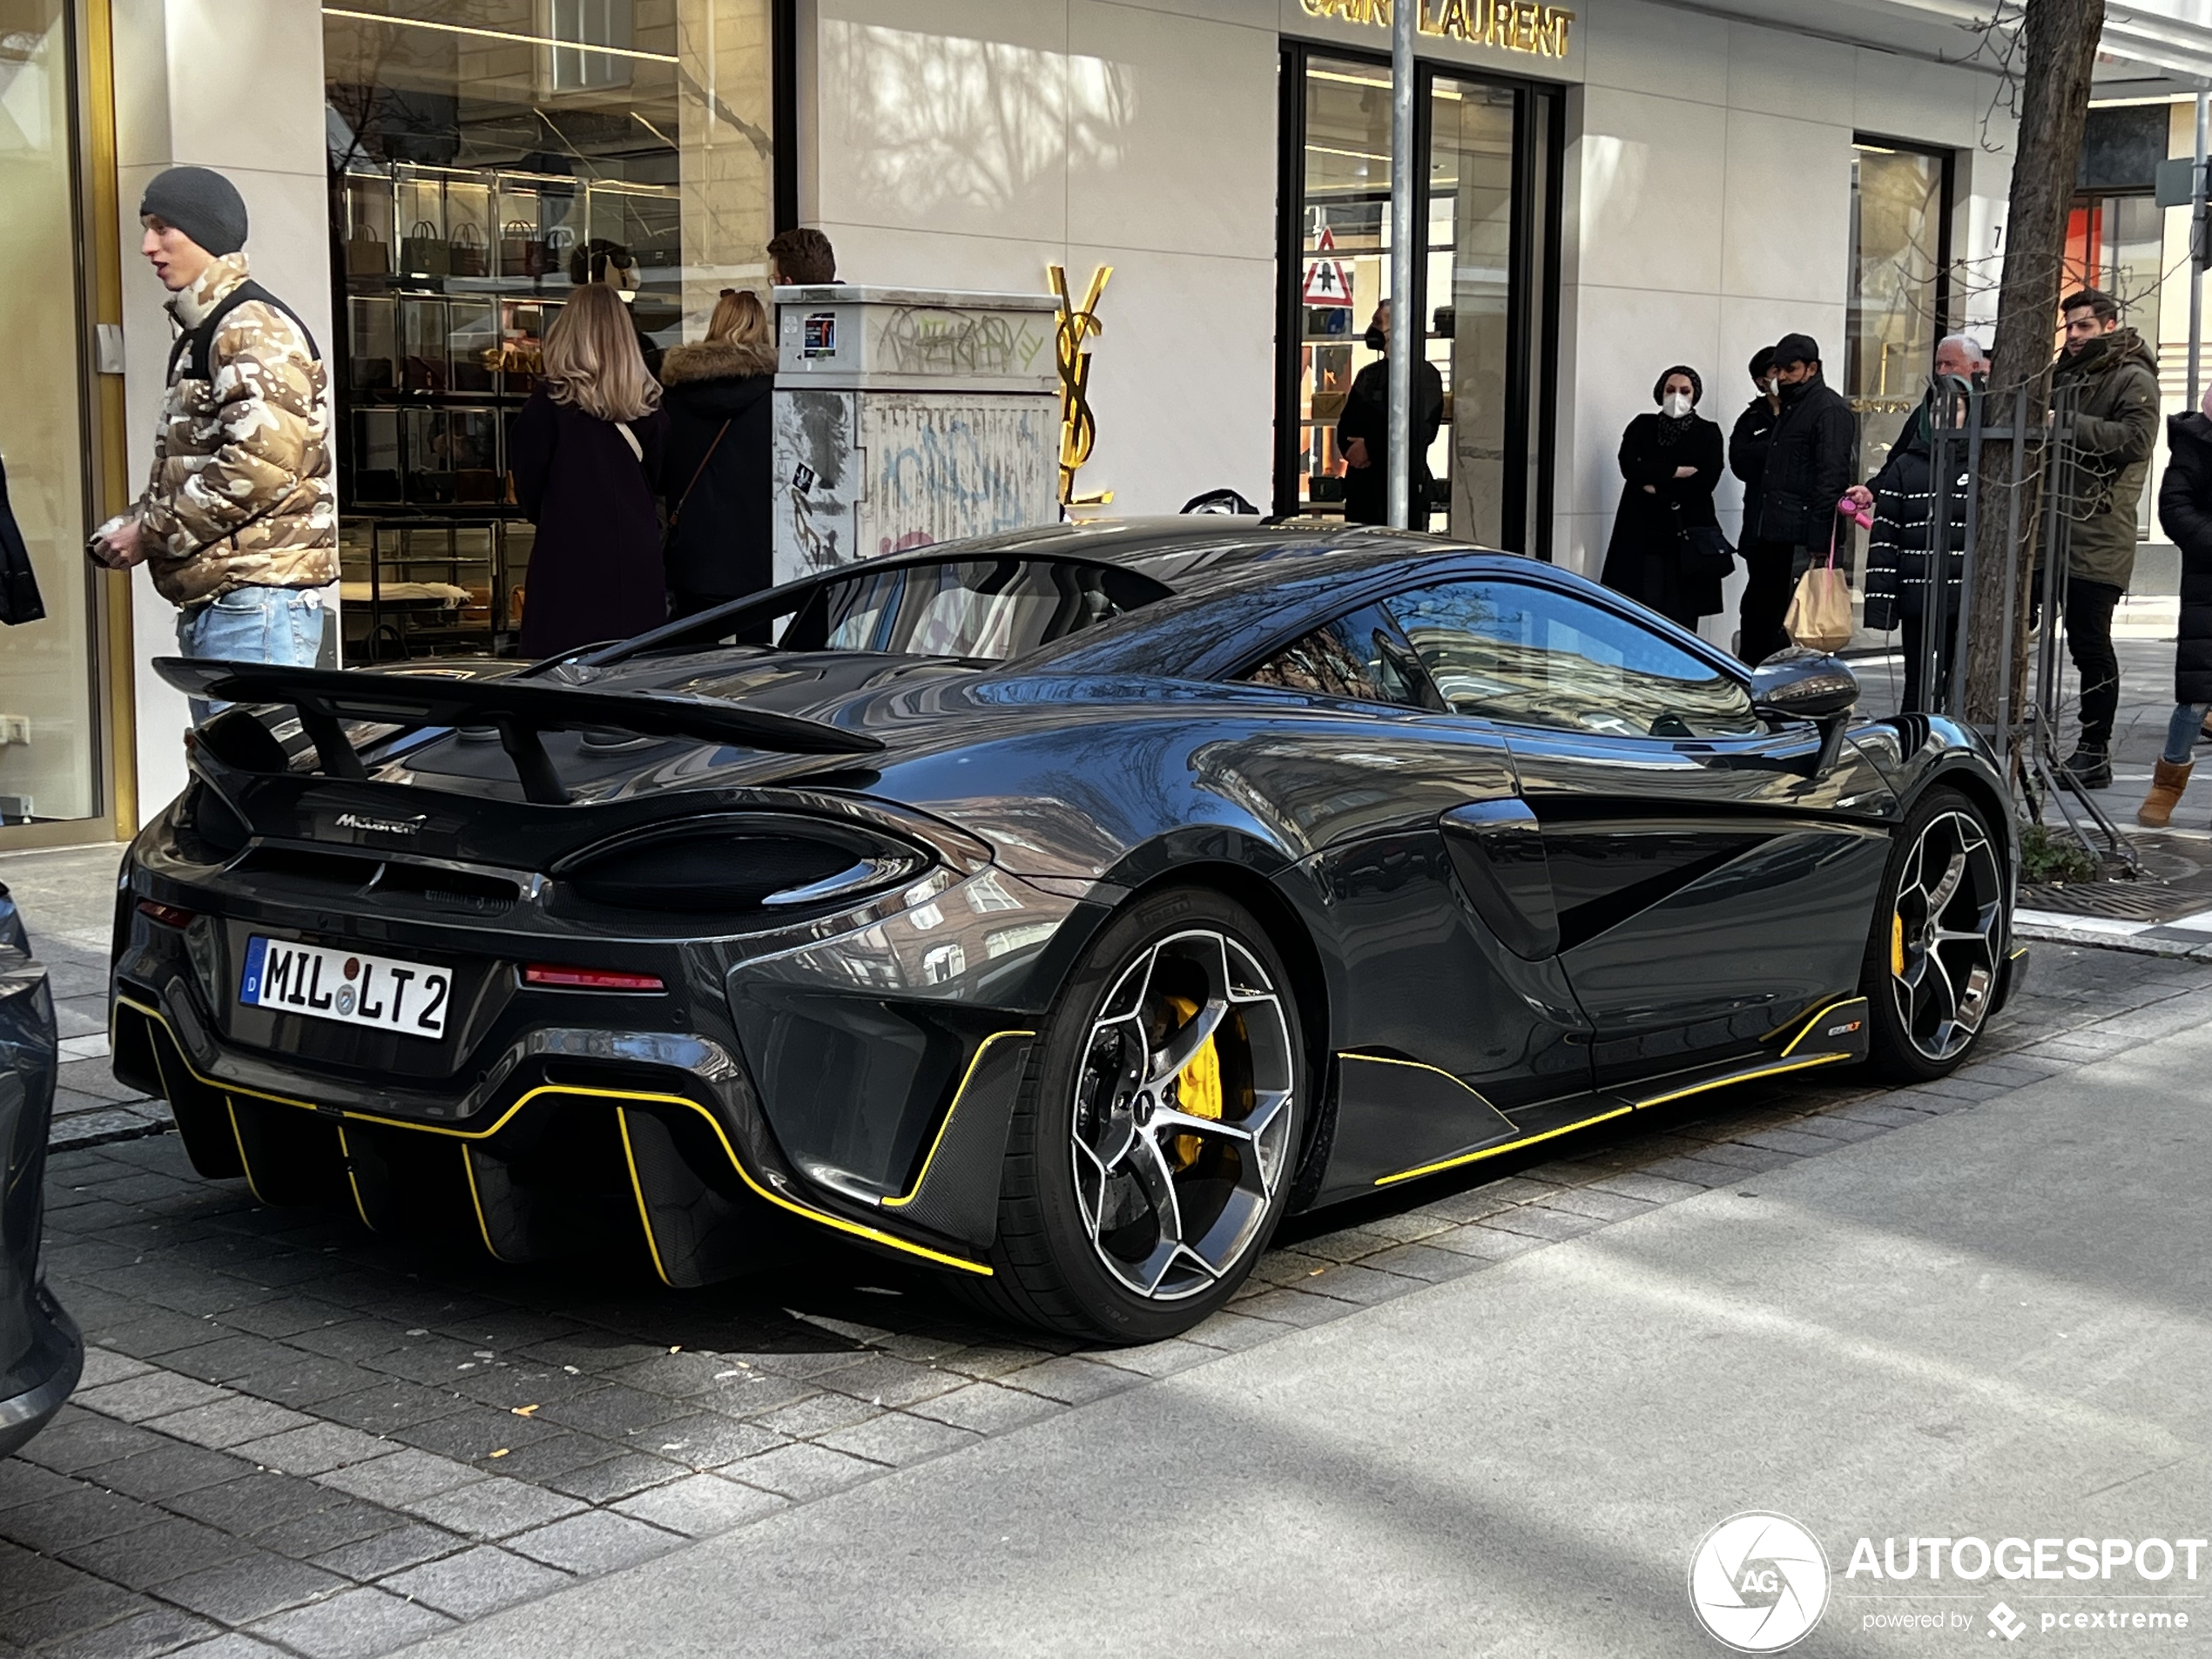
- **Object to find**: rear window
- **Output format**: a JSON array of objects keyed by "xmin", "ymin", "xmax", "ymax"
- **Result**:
[{"xmin": 782, "ymin": 559, "xmax": 1169, "ymax": 661}]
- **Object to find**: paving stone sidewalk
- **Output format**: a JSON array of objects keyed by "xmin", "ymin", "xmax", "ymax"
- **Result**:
[{"xmin": 4, "ymin": 896, "xmax": 2204, "ymax": 1656}]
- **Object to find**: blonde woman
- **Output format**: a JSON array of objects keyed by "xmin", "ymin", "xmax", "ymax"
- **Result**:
[
  {"xmin": 509, "ymin": 282, "xmax": 668, "ymax": 657},
  {"xmin": 659, "ymin": 288, "xmax": 778, "ymax": 623}
]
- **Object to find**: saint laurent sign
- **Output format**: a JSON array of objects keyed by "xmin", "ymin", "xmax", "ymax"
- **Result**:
[{"xmin": 1300, "ymin": 0, "xmax": 1575, "ymax": 59}]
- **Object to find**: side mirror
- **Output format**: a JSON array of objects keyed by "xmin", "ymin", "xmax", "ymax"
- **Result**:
[
  {"xmin": 1749, "ymin": 649, "xmax": 1860, "ymax": 722},
  {"xmin": 1748, "ymin": 649, "xmax": 1858, "ymax": 779}
]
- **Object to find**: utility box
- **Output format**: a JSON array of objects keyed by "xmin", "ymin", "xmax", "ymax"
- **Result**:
[{"xmin": 771, "ymin": 285, "xmax": 1062, "ymax": 583}]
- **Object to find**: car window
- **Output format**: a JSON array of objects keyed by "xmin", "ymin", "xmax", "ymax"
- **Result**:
[
  {"xmin": 1242, "ymin": 604, "xmax": 1431, "ymax": 708},
  {"xmin": 782, "ymin": 558, "xmax": 1168, "ymax": 660},
  {"xmin": 1383, "ymin": 580, "xmax": 1759, "ymax": 738}
]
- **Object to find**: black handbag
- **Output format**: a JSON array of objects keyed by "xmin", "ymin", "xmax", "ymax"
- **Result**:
[{"xmin": 1674, "ymin": 505, "xmax": 1736, "ymax": 583}]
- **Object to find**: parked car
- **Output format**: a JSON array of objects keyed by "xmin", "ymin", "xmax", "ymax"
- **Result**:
[
  {"xmin": 110, "ymin": 521, "xmax": 2020, "ymax": 1343},
  {"xmin": 2, "ymin": 881, "xmax": 82, "ymax": 1455}
]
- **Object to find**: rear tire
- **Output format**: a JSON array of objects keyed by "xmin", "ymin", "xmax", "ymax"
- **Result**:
[
  {"xmin": 976, "ymin": 886, "xmax": 1305, "ymax": 1344},
  {"xmin": 1861, "ymin": 787, "xmax": 2006, "ymax": 1082}
]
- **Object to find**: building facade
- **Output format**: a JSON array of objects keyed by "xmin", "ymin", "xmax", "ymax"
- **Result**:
[{"xmin": 4, "ymin": 0, "xmax": 2210, "ymax": 853}]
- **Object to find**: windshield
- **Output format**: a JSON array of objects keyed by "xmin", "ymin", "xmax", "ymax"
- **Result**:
[{"xmin": 783, "ymin": 558, "xmax": 1170, "ymax": 661}]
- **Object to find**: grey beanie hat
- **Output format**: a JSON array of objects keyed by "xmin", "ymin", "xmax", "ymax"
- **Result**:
[{"xmin": 138, "ymin": 166, "xmax": 248, "ymax": 257}]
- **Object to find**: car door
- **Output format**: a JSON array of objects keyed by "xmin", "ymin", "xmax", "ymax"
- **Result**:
[
  {"xmin": 1236, "ymin": 602, "xmax": 1595, "ymax": 1195},
  {"xmin": 1379, "ymin": 576, "xmax": 1894, "ymax": 1090}
]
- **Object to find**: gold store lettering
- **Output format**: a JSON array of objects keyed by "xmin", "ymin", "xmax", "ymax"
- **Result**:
[{"xmin": 1300, "ymin": 0, "xmax": 1575, "ymax": 58}]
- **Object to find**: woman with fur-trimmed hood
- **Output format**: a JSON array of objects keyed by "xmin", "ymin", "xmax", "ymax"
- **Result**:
[{"xmin": 660, "ymin": 290, "xmax": 778, "ymax": 620}]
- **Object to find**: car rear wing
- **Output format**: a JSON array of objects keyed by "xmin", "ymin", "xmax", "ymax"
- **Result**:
[{"xmin": 153, "ymin": 658, "xmax": 883, "ymax": 805}]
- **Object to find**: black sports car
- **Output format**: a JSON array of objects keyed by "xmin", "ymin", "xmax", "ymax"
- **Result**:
[
  {"xmin": 112, "ymin": 522, "xmax": 2020, "ymax": 1341},
  {"xmin": 3, "ymin": 882, "xmax": 82, "ymax": 1456}
]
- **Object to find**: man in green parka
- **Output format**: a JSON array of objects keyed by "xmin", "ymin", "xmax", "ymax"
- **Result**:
[{"xmin": 2051, "ymin": 287, "xmax": 2161, "ymax": 788}]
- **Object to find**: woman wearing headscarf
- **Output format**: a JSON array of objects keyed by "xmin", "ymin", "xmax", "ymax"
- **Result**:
[{"xmin": 1600, "ymin": 365, "xmax": 1725, "ymax": 631}]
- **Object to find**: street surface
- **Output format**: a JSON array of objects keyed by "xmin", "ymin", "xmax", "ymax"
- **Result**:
[{"xmin": 1, "ymin": 810, "xmax": 2207, "ymax": 1655}]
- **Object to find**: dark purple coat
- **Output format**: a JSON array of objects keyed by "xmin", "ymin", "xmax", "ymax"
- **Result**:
[{"xmin": 510, "ymin": 388, "xmax": 669, "ymax": 658}]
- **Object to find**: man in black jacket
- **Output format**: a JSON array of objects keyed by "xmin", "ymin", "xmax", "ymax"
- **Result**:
[
  {"xmin": 1754, "ymin": 333, "xmax": 1856, "ymax": 589},
  {"xmin": 1728, "ymin": 347, "xmax": 1786, "ymax": 662},
  {"xmin": 1337, "ymin": 301, "xmax": 1445, "ymax": 527}
]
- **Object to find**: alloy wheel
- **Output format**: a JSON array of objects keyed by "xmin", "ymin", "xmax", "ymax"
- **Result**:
[
  {"xmin": 1069, "ymin": 927, "xmax": 1297, "ymax": 1301},
  {"xmin": 1888, "ymin": 810, "xmax": 2003, "ymax": 1062}
]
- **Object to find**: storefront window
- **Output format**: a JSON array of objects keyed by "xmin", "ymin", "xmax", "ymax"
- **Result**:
[
  {"xmin": 1845, "ymin": 141, "xmax": 1952, "ymax": 491},
  {"xmin": 324, "ymin": 0, "xmax": 774, "ymax": 660},
  {"xmin": 1278, "ymin": 48, "xmax": 1554, "ymax": 555},
  {"xmin": 0, "ymin": 0, "xmax": 99, "ymax": 830},
  {"xmin": 2065, "ymin": 193, "xmax": 2162, "ymax": 539}
]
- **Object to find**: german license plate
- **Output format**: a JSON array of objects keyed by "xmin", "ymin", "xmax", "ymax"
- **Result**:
[{"xmin": 239, "ymin": 936, "xmax": 451, "ymax": 1040}]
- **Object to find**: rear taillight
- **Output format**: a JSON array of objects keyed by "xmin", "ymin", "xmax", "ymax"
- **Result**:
[
  {"xmin": 521, "ymin": 963, "xmax": 665, "ymax": 993},
  {"xmin": 138, "ymin": 900, "xmax": 194, "ymax": 929}
]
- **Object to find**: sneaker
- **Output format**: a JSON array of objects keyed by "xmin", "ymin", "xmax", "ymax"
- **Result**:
[{"xmin": 2061, "ymin": 745, "xmax": 2113, "ymax": 790}]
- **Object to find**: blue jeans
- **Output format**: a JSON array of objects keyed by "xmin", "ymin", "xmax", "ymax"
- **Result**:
[
  {"xmin": 178, "ymin": 584, "xmax": 325, "ymax": 721},
  {"xmin": 2163, "ymin": 703, "xmax": 2211, "ymax": 765}
]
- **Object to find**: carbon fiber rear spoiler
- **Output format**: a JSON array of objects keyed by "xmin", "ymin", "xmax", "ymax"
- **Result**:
[{"xmin": 154, "ymin": 658, "xmax": 882, "ymax": 805}]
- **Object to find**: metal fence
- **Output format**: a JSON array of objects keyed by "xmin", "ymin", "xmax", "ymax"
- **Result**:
[{"xmin": 1912, "ymin": 376, "xmax": 2139, "ymax": 868}]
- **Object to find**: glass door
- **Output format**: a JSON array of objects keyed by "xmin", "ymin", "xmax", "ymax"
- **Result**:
[
  {"xmin": 0, "ymin": 0, "xmax": 102, "ymax": 839},
  {"xmin": 1276, "ymin": 46, "xmax": 1558, "ymax": 556},
  {"xmin": 1846, "ymin": 141, "xmax": 1952, "ymax": 492}
]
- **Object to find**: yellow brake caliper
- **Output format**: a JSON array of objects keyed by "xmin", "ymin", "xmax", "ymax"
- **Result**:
[
  {"xmin": 1892, "ymin": 912, "xmax": 1906, "ymax": 977},
  {"xmin": 1164, "ymin": 995, "xmax": 1223, "ymax": 1169}
]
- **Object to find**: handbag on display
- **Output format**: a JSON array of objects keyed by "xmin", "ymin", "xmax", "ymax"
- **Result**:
[
  {"xmin": 345, "ymin": 225, "xmax": 389, "ymax": 278},
  {"xmin": 400, "ymin": 220, "xmax": 450, "ymax": 279},
  {"xmin": 448, "ymin": 222, "xmax": 487, "ymax": 279},
  {"xmin": 1784, "ymin": 518, "xmax": 1854, "ymax": 652},
  {"xmin": 500, "ymin": 219, "xmax": 546, "ymax": 278},
  {"xmin": 544, "ymin": 226, "xmax": 576, "ymax": 282}
]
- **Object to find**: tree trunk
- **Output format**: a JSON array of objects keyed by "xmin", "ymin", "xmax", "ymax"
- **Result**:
[{"xmin": 1963, "ymin": 0, "xmax": 2107, "ymax": 728}]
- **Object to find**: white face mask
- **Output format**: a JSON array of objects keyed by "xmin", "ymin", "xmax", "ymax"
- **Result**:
[{"xmin": 1663, "ymin": 391, "xmax": 1693, "ymax": 419}]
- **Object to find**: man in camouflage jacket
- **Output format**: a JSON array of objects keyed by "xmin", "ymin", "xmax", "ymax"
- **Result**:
[{"xmin": 95, "ymin": 167, "xmax": 334, "ymax": 690}]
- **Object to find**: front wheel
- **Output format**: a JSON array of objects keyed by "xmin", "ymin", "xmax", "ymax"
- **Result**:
[
  {"xmin": 978, "ymin": 887, "xmax": 1305, "ymax": 1344},
  {"xmin": 1862, "ymin": 787, "xmax": 2007, "ymax": 1082}
]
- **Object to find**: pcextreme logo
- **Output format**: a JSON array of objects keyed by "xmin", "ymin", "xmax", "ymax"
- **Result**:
[{"xmin": 1689, "ymin": 1512, "xmax": 1831, "ymax": 1652}]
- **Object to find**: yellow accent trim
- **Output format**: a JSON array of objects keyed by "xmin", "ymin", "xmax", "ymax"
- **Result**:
[
  {"xmin": 880, "ymin": 1030, "xmax": 1036, "ymax": 1210},
  {"xmin": 1633, "ymin": 1051, "xmax": 1850, "ymax": 1110},
  {"xmin": 336, "ymin": 1124, "xmax": 374, "ymax": 1231},
  {"xmin": 1373, "ymin": 1103, "xmax": 1635, "ymax": 1187},
  {"xmin": 1779, "ymin": 996, "xmax": 1865, "ymax": 1058},
  {"xmin": 116, "ymin": 995, "xmax": 992, "ymax": 1277},
  {"xmin": 222, "ymin": 1098, "xmax": 267, "ymax": 1205},
  {"xmin": 1340, "ymin": 1050, "xmax": 1501, "ymax": 1107},
  {"xmin": 617, "ymin": 1109, "xmax": 675, "ymax": 1287},
  {"xmin": 458, "ymin": 1144, "xmax": 503, "ymax": 1262}
]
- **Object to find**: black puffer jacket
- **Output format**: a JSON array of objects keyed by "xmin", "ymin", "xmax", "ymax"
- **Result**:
[
  {"xmin": 1728, "ymin": 395, "xmax": 1778, "ymax": 540},
  {"xmin": 2158, "ymin": 410, "xmax": 2212, "ymax": 705},
  {"xmin": 1862, "ymin": 401, "xmax": 1971, "ymax": 632},
  {"xmin": 1754, "ymin": 372, "xmax": 1855, "ymax": 550},
  {"xmin": 658, "ymin": 337, "xmax": 776, "ymax": 601}
]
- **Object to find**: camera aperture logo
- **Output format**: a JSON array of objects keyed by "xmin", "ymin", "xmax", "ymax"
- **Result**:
[{"xmin": 1690, "ymin": 1512, "xmax": 1831, "ymax": 1652}]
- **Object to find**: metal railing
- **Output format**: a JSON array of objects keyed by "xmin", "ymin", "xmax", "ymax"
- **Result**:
[{"xmin": 1914, "ymin": 377, "xmax": 2140, "ymax": 871}]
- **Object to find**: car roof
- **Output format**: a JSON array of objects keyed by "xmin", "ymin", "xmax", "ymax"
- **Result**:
[{"xmin": 880, "ymin": 516, "xmax": 1474, "ymax": 597}]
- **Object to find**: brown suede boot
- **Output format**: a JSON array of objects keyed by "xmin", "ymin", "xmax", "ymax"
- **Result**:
[{"xmin": 2137, "ymin": 758, "xmax": 2193, "ymax": 827}]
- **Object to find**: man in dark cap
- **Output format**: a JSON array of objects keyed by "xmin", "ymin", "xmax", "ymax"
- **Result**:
[
  {"xmin": 1728, "ymin": 346, "xmax": 1791, "ymax": 662},
  {"xmin": 91, "ymin": 166, "xmax": 334, "ymax": 706},
  {"xmin": 1750, "ymin": 333, "xmax": 1855, "ymax": 608}
]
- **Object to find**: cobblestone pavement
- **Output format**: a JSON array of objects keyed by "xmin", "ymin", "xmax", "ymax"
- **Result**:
[{"xmin": 5, "ymin": 916, "xmax": 2207, "ymax": 1657}]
